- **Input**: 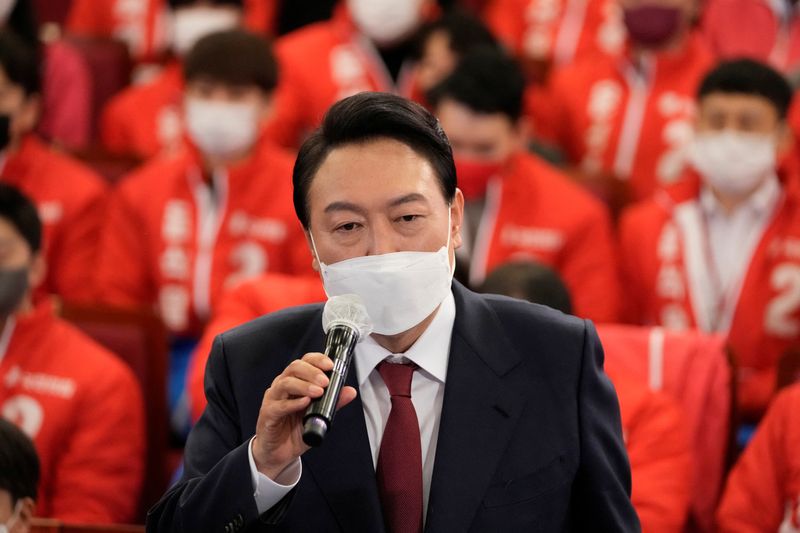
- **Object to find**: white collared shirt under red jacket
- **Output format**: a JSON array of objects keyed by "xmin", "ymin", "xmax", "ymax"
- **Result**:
[{"xmin": 618, "ymin": 168, "xmax": 800, "ymax": 419}]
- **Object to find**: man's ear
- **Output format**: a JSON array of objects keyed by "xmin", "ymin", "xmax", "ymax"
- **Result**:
[
  {"xmin": 777, "ymin": 121, "xmax": 794, "ymax": 156},
  {"xmin": 450, "ymin": 189, "xmax": 464, "ymax": 250},
  {"xmin": 28, "ymin": 253, "xmax": 45, "ymax": 290},
  {"xmin": 11, "ymin": 497, "xmax": 35, "ymax": 533},
  {"xmin": 304, "ymin": 230, "xmax": 320, "ymax": 272}
]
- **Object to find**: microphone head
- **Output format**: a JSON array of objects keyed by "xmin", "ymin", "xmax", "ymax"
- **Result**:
[{"xmin": 322, "ymin": 294, "xmax": 373, "ymax": 340}]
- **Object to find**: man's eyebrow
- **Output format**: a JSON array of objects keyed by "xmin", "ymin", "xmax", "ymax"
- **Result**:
[
  {"xmin": 323, "ymin": 201, "xmax": 368, "ymax": 216},
  {"xmin": 387, "ymin": 193, "xmax": 428, "ymax": 208}
]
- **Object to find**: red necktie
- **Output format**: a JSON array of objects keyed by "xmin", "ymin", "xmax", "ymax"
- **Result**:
[{"xmin": 376, "ymin": 361, "xmax": 423, "ymax": 533}]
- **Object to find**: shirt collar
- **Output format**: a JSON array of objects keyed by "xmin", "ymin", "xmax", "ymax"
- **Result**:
[
  {"xmin": 700, "ymin": 173, "xmax": 782, "ymax": 218},
  {"xmin": 354, "ymin": 290, "xmax": 456, "ymax": 387}
]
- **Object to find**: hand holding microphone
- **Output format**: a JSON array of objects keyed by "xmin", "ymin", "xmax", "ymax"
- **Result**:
[{"xmin": 252, "ymin": 295, "xmax": 372, "ymax": 480}]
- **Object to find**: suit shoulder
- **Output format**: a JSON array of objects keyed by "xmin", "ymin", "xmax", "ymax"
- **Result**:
[
  {"xmin": 218, "ymin": 302, "xmax": 324, "ymax": 353},
  {"xmin": 481, "ymin": 293, "xmax": 587, "ymax": 341}
]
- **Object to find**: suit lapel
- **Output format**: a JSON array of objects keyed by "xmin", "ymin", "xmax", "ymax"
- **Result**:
[
  {"xmin": 295, "ymin": 316, "xmax": 386, "ymax": 532},
  {"xmin": 424, "ymin": 283, "xmax": 532, "ymax": 533}
]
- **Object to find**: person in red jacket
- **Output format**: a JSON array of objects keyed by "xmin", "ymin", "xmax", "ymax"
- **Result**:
[
  {"xmin": 537, "ymin": 0, "xmax": 714, "ymax": 210},
  {"xmin": 480, "ymin": 260, "xmax": 693, "ymax": 533},
  {"xmin": 0, "ymin": 30, "xmax": 107, "ymax": 304},
  {"xmin": 187, "ymin": 273, "xmax": 325, "ymax": 422},
  {"xmin": 619, "ymin": 59, "xmax": 799, "ymax": 420},
  {"xmin": 99, "ymin": 0, "xmax": 250, "ymax": 159},
  {"xmin": 95, "ymin": 29, "xmax": 312, "ymax": 340},
  {"xmin": 0, "ymin": 419, "xmax": 38, "ymax": 533},
  {"xmin": 429, "ymin": 46, "xmax": 621, "ymax": 323},
  {"xmin": 716, "ymin": 383, "xmax": 800, "ymax": 532},
  {"xmin": 0, "ymin": 184, "xmax": 145, "ymax": 524},
  {"xmin": 67, "ymin": 0, "xmax": 274, "ymax": 66},
  {"xmin": 264, "ymin": 0, "xmax": 436, "ymax": 149}
]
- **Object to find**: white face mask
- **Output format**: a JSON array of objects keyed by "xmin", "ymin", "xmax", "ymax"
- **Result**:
[
  {"xmin": 171, "ymin": 7, "xmax": 240, "ymax": 56},
  {"xmin": 348, "ymin": 0, "xmax": 425, "ymax": 47},
  {"xmin": 310, "ymin": 211, "xmax": 454, "ymax": 336},
  {"xmin": 184, "ymin": 97, "xmax": 260, "ymax": 160},
  {"xmin": 689, "ymin": 130, "xmax": 777, "ymax": 197}
]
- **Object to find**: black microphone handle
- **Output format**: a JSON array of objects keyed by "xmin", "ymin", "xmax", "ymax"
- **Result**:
[{"xmin": 302, "ymin": 324, "xmax": 359, "ymax": 447}]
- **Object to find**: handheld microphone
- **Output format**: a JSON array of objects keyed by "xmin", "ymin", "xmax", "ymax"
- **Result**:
[{"xmin": 302, "ymin": 294, "xmax": 372, "ymax": 447}]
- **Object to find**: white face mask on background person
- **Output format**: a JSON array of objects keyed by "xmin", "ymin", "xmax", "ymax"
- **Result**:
[
  {"xmin": 171, "ymin": 7, "xmax": 240, "ymax": 56},
  {"xmin": 310, "ymin": 212, "xmax": 455, "ymax": 336},
  {"xmin": 348, "ymin": 0, "xmax": 425, "ymax": 47},
  {"xmin": 184, "ymin": 97, "xmax": 260, "ymax": 160},
  {"xmin": 688, "ymin": 130, "xmax": 777, "ymax": 197},
  {"xmin": 0, "ymin": 0, "xmax": 16, "ymax": 26}
]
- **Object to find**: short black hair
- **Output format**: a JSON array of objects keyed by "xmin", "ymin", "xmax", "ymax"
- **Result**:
[
  {"xmin": 293, "ymin": 92, "xmax": 456, "ymax": 229},
  {"xmin": 428, "ymin": 45, "xmax": 525, "ymax": 122},
  {"xmin": 168, "ymin": 0, "xmax": 243, "ymax": 8},
  {"xmin": 0, "ymin": 30, "xmax": 40, "ymax": 97},
  {"xmin": 698, "ymin": 58, "xmax": 793, "ymax": 119},
  {"xmin": 183, "ymin": 29, "xmax": 278, "ymax": 93},
  {"xmin": 0, "ymin": 419, "xmax": 39, "ymax": 503},
  {"xmin": 414, "ymin": 8, "xmax": 498, "ymax": 60},
  {"xmin": 0, "ymin": 184, "xmax": 41, "ymax": 254},
  {"xmin": 480, "ymin": 260, "xmax": 573, "ymax": 315}
]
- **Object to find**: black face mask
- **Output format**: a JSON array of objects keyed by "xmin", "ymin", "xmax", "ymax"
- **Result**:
[
  {"xmin": 0, "ymin": 267, "xmax": 28, "ymax": 317},
  {"xmin": 0, "ymin": 114, "xmax": 10, "ymax": 152}
]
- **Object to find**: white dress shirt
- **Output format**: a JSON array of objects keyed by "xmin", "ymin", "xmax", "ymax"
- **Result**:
[
  {"xmin": 699, "ymin": 175, "xmax": 782, "ymax": 331},
  {"xmin": 248, "ymin": 291, "xmax": 456, "ymax": 518}
]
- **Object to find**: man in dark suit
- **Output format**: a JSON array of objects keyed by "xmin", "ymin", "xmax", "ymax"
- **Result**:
[{"xmin": 146, "ymin": 92, "xmax": 640, "ymax": 532}]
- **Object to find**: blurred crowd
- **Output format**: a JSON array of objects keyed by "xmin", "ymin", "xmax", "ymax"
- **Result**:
[{"xmin": 1, "ymin": 0, "xmax": 800, "ymax": 531}]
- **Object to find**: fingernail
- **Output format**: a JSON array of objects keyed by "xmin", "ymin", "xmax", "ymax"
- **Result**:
[
  {"xmin": 316, "ymin": 375, "xmax": 328, "ymax": 386},
  {"xmin": 309, "ymin": 385, "xmax": 324, "ymax": 395}
]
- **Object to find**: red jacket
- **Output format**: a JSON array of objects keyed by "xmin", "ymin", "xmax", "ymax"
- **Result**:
[
  {"xmin": 598, "ymin": 324, "xmax": 731, "ymax": 532},
  {"xmin": 100, "ymin": 62, "xmax": 184, "ymax": 159},
  {"xmin": 469, "ymin": 151, "xmax": 621, "ymax": 323},
  {"xmin": 1, "ymin": 135, "xmax": 107, "ymax": 304},
  {"xmin": 187, "ymin": 273, "xmax": 325, "ymax": 421},
  {"xmin": 67, "ymin": 0, "xmax": 275, "ymax": 63},
  {"xmin": 716, "ymin": 383, "xmax": 800, "ymax": 532},
  {"xmin": 607, "ymin": 368, "xmax": 693, "ymax": 533},
  {"xmin": 0, "ymin": 301, "xmax": 145, "ymax": 523},
  {"xmin": 484, "ymin": 0, "xmax": 625, "ymax": 69},
  {"xmin": 265, "ymin": 6, "xmax": 423, "ymax": 149},
  {"xmin": 619, "ymin": 170, "xmax": 800, "ymax": 418},
  {"xmin": 701, "ymin": 0, "xmax": 800, "ymax": 73},
  {"xmin": 538, "ymin": 34, "xmax": 715, "ymax": 202},
  {"xmin": 95, "ymin": 141, "xmax": 313, "ymax": 337}
]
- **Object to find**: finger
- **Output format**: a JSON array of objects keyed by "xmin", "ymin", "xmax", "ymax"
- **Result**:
[
  {"xmin": 300, "ymin": 352, "xmax": 334, "ymax": 371},
  {"xmin": 335, "ymin": 386, "xmax": 358, "ymax": 410},
  {"xmin": 284, "ymin": 359, "xmax": 331, "ymax": 387},
  {"xmin": 269, "ymin": 376, "xmax": 325, "ymax": 400},
  {"xmin": 263, "ymin": 396, "xmax": 312, "ymax": 419}
]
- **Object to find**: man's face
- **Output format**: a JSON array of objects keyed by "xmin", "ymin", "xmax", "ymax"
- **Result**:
[
  {"xmin": 0, "ymin": 67, "xmax": 37, "ymax": 148},
  {"xmin": 0, "ymin": 489, "xmax": 32, "ymax": 533},
  {"xmin": 435, "ymin": 98, "xmax": 521, "ymax": 163},
  {"xmin": 697, "ymin": 93, "xmax": 784, "ymax": 138},
  {"xmin": 305, "ymin": 138, "xmax": 463, "ymax": 268},
  {"xmin": 184, "ymin": 79, "xmax": 270, "ymax": 116},
  {"xmin": 0, "ymin": 217, "xmax": 41, "ymax": 300},
  {"xmin": 417, "ymin": 30, "xmax": 458, "ymax": 94}
]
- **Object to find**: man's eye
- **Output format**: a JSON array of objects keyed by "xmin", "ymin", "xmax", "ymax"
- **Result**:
[
  {"xmin": 336, "ymin": 222, "xmax": 360, "ymax": 232},
  {"xmin": 399, "ymin": 215, "xmax": 420, "ymax": 223}
]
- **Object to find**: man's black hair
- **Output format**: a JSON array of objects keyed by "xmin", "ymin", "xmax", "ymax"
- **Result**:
[
  {"xmin": 0, "ymin": 29, "xmax": 39, "ymax": 97},
  {"xmin": 0, "ymin": 419, "xmax": 39, "ymax": 503},
  {"xmin": 0, "ymin": 184, "xmax": 41, "ymax": 253},
  {"xmin": 427, "ymin": 45, "xmax": 525, "ymax": 122},
  {"xmin": 293, "ymin": 92, "xmax": 456, "ymax": 229},
  {"xmin": 414, "ymin": 8, "xmax": 499, "ymax": 60},
  {"xmin": 480, "ymin": 260, "xmax": 573, "ymax": 315},
  {"xmin": 698, "ymin": 58, "xmax": 794, "ymax": 119},
  {"xmin": 183, "ymin": 29, "xmax": 278, "ymax": 93}
]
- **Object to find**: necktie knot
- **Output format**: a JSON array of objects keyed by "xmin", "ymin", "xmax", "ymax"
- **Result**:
[{"xmin": 377, "ymin": 361, "xmax": 417, "ymax": 398}]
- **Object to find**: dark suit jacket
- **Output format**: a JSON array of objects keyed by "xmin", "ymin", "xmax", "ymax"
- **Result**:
[{"xmin": 147, "ymin": 282, "xmax": 640, "ymax": 532}]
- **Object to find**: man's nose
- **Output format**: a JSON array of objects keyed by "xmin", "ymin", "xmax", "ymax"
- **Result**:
[{"xmin": 367, "ymin": 220, "xmax": 396, "ymax": 256}]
